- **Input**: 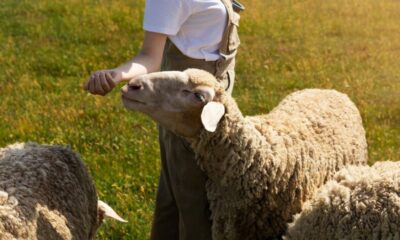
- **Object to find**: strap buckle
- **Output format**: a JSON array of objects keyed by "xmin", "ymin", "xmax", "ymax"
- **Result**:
[{"xmin": 232, "ymin": 0, "xmax": 245, "ymax": 13}]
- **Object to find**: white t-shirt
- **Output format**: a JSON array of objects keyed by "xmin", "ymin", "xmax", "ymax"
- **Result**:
[{"xmin": 143, "ymin": 0, "xmax": 227, "ymax": 61}]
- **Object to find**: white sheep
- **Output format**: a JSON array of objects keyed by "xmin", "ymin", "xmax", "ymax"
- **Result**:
[
  {"xmin": 0, "ymin": 142, "xmax": 126, "ymax": 240},
  {"xmin": 121, "ymin": 69, "xmax": 368, "ymax": 239},
  {"xmin": 285, "ymin": 161, "xmax": 400, "ymax": 240}
]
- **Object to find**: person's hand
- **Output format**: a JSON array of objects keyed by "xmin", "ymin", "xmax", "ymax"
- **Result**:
[{"xmin": 83, "ymin": 70, "xmax": 122, "ymax": 96}]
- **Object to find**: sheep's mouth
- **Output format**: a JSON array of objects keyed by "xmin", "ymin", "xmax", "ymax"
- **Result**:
[{"xmin": 121, "ymin": 94, "xmax": 146, "ymax": 105}]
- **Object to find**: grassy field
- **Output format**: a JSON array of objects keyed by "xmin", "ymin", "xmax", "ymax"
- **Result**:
[{"xmin": 0, "ymin": 0, "xmax": 399, "ymax": 239}]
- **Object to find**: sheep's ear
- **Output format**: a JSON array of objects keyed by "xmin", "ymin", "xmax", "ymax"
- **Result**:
[
  {"xmin": 201, "ymin": 101, "xmax": 225, "ymax": 132},
  {"xmin": 97, "ymin": 200, "xmax": 128, "ymax": 223}
]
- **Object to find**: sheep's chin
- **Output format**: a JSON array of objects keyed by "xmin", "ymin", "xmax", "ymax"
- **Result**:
[{"xmin": 121, "ymin": 95, "xmax": 148, "ymax": 111}]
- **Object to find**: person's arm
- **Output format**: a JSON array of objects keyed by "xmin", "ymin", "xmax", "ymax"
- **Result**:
[
  {"xmin": 114, "ymin": 31, "xmax": 167, "ymax": 81},
  {"xmin": 84, "ymin": 31, "xmax": 167, "ymax": 95}
]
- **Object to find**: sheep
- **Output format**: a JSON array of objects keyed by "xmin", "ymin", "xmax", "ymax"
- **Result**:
[
  {"xmin": 121, "ymin": 68, "xmax": 368, "ymax": 239},
  {"xmin": 285, "ymin": 161, "xmax": 400, "ymax": 240},
  {"xmin": 0, "ymin": 142, "xmax": 126, "ymax": 240}
]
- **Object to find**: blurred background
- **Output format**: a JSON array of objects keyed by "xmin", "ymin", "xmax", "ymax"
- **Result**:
[{"xmin": 0, "ymin": 0, "xmax": 399, "ymax": 239}]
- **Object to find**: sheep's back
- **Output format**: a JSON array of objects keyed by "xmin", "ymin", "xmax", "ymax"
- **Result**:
[
  {"xmin": 246, "ymin": 89, "xmax": 367, "ymax": 226},
  {"xmin": 0, "ymin": 142, "xmax": 98, "ymax": 240},
  {"xmin": 249, "ymin": 88, "xmax": 367, "ymax": 168},
  {"xmin": 252, "ymin": 89, "xmax": 366, "ymax": 162}
]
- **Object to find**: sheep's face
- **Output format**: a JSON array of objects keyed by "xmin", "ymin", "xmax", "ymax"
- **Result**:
[{"xmin": 121, "ymin": 69, "xmax": 225, "ymax": 138}]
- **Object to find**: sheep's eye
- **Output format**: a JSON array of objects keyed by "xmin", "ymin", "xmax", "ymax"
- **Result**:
[{"xmin": 194, "ymin": 92, "xmax": 205, "ymax": 102}]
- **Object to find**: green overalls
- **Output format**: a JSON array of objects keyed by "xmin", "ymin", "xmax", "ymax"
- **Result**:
[{"xmin": 151, "ymin": 1, "xmax": 241, "ymax": 239}]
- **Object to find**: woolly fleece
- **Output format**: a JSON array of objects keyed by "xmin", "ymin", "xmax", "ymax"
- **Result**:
[
  {"xmin": 285, "ymin": 161, "xmax": 400, "ymax": 240},
  {"xmin": 0, "ymin": 142, "xmax": 98, "ymax": 240}
]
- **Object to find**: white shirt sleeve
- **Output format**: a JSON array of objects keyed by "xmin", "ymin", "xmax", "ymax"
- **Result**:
[{"xmin": 143, "ymin": 0, "xmax": 192, "ymax": 36}]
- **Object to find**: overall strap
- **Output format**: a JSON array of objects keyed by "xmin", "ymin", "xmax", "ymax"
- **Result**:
[
  {"xmin": 219, "ymin": 0, "xmax": 235, "ymax": 56},
  {"xmin": 215, "ymin": 0, "xmax": 241, "ymax": 79}
]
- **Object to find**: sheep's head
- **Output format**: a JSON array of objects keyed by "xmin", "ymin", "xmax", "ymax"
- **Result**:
[{"xmin": 121, "ymin": 69, "xmax": 226, "ymax": 138}]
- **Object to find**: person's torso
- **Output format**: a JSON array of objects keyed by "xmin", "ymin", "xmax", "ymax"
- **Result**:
[
  {"xmin": 169, "ymin": 0, "xmax": 227, "ymax": 61},
  {"xmin": 144, "ymin": 0, "xmax": 228, "ymax": 61},
  {"xmin": 161, "ymin": 0, "xmax": 240, "ymax": 94}
]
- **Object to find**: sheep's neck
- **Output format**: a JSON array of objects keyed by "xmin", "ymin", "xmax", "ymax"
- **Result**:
[{"xmin": 190, "ymin": 96, "xmax": 274, "ymax": 193}]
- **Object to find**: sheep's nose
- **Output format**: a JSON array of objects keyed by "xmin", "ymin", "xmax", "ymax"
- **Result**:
[{"xmin": 128, "ymin": 82, "xmax": 143, "ymax": 91}]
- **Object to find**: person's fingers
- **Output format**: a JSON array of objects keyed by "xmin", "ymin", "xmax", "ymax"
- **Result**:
[
  {"xmin": 84, "ymin": 74, "xmax": 94, "ymax": 90},
  {"xmin": 110, "ymin": 71, "xmax": 123, "ymax": 84},
  {"xmin": 105, "ymin": 72, "xmax": 116, "ymax": 89},
  {"xmin": 94, "ymin": 73, "xmax": 105, "ymax": 95},
  {"xmin": 110, "ymin": 71, "xmax": 118, "ymax": 79},
  {"xmin": 100, "ymin": 72, "xmax": 111, "ymax": 93},
  {"xmin": 85, "ymin": 71, "xmax": 121, "ymax": 95}
]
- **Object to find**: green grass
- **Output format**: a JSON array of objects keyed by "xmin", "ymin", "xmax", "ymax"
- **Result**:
[{"xmin": 0, "ymin": 0, "xmax": 399, "ymax": 239}]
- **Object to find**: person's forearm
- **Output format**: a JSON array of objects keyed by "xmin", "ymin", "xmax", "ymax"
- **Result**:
[
  {"xmin": 112, "ymin": 31, "xmax": 167, "ymax": 83},
  {"xmin": 84, "ymin": 32, "xmax": 166, "ymax": 95},
  {"xmin": 112, "ymin": 51, "xmax": 163, "ymax": 82}
]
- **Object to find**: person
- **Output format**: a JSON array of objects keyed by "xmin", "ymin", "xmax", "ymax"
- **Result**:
[{"xmin": 84, "ymin": 0, "xmax": 242, "ymax": 239}]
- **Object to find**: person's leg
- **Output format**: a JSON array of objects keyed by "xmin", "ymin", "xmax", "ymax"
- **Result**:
[
  {"xmin": 154, "ymin": 126, "xmax": 212, "ymax": 240},
  {"xmin": 150, "ymin": 127, "xmax": 180, "ymax": 240}
]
